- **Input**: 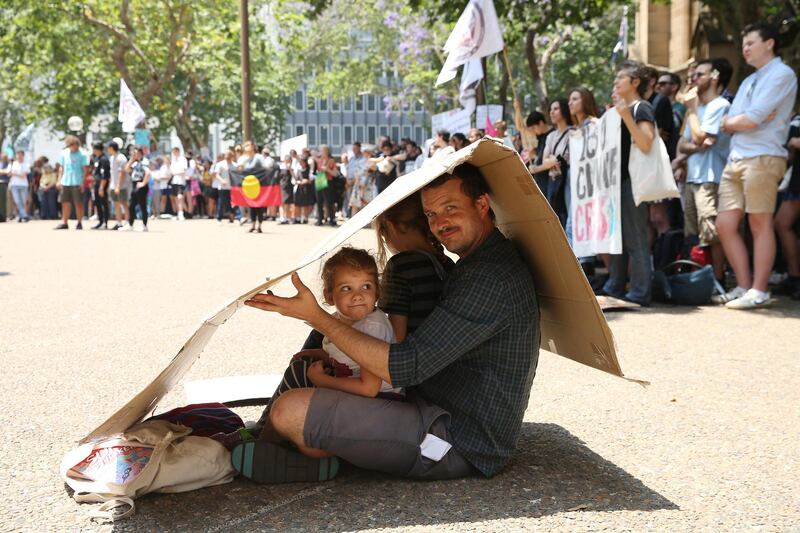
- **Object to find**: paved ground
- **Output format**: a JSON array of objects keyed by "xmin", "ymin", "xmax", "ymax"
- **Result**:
[{"xmin": 1, "ymin": 217, "xmax": 798, "ymax": 532}]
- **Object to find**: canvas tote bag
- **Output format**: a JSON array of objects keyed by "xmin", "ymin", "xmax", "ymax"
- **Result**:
[
  {"xmin": 61, "ymin": 420, "xmax": 234, "ymax": 521},
  {"xmin": 628, "ymin": 101, "xmax": 680, "ymax": 206}
]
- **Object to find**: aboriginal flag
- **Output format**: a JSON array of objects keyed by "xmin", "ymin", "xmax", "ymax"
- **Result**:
[{"xmin": 230, "ymin": 166, "xmax": 281, "ymax": 208}]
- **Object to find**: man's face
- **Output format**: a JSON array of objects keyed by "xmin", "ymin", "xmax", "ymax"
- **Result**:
[
  {"xmin": 742, "ymin": 31, "xmax": 773, "ymax": 67},
  {"xmin": 692, "ymin": 63, "xmax": 713, "ymax": 93},
  {"xmin": 467, "ymin": 128, "xmax": 480, "ymax": 143},
  {"xmin": 352, "ymin": 144, "xmax": 361, "ymax": 156},
  {"xmin": 656, "ymin": 76, "xmax": 674, "ymax": 98},
  {"xmin": 16, "ymin": 152, "xmax": 24, "ymax": 162},
  {"xmin": 422, "ymin": 177, "xmax": 490, "ymax": 258},
  {"xmin": 69, "ymin": 142, "xmax": 79, "ymax": 152}
]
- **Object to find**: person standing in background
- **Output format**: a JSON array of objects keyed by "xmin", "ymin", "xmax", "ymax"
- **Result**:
[
  {"xmin": 55, "ymin": 136, "xmax": 89, "ymax": 230},
  {"xmin": 90, "ymin": 142, "xmax": 110, "ymax": 230}
]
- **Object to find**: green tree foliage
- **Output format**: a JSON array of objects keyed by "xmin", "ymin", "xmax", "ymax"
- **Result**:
[{"xmin": 1, "ymin": 0, "xmax": 297, "ymax": 148}]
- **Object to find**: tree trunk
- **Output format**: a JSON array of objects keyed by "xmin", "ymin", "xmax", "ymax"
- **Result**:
[
  {"xmin": 525, "ymin": 28, "xmax": 549, "ymax": 112},
  {"xmin": 498, "ymin": 60, "xmax": 509, "ymax": 120}
]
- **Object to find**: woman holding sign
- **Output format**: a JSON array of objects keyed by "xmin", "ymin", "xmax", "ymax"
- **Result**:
[{"xmin": 601, "ymin": 61, "xmax": 657, "ymax": 306}]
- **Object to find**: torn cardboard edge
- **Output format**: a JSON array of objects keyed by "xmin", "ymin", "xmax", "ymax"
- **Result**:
[{"xmin": 80, "ymin": 138, "xmax": 639, "ymax": 444}]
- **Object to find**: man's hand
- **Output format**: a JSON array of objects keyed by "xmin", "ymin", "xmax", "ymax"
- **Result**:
[
  {"xmin": 684, "ymin": 87, "xmax": 699, "ymax": 111},
  {"xmin": 245, "ymin": 272, "xmax": 326, "ymax": 323},
  {"xmin": 306, "ymin": 360, "xmax": 326, "ymax": 386}
]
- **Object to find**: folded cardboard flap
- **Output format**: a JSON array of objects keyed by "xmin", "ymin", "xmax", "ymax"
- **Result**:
[{"xmin": 81, "ymin": 138, "xmax": 625, "ymax": 444}]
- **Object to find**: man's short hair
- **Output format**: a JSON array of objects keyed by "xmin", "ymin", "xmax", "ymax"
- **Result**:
[
  {"xmin": 423, "ymin": 162, "xmax": 494, "ymax": 220},
  {"xmin": 64, "ymin": 135, "xmax": 80, "ymax": 147},
  {"xmin": 92, "ymin": 141, "xmax": 104, "ymax": 151},
  {"xmin": 742, "ymin": 21, "xmax": 780, "ymax": 51},
  {"xmin": 107, "ymin": 141, "xmax": 119, "ymax": 152},
  {"xmin": 696, "ymin": 57, "xmax": 734, "ymax": 91},
  {"xmin": 437, "ymin": 129, "xmax": 451, "ymax": 143},
  {"xmin": 526, "ymin": 111, "xmax": 546, "ymax": 127},
  {"xmin": 659, "ymin": 71, "xmax": 681, "ymax": 89},
  {"xmin": 352, "ymin": 141, "xmax": 361, "ymax": 147}
]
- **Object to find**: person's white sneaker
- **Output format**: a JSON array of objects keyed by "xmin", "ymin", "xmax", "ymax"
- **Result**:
[
  {"xmin": 725, "ymin": 288, "xmax": 772, "ymax": 310},
  {"xmin": 89, "ymin": 214, "xmax": 98, "ymax": 221},
  {"xmin": 711, "ymin": 286, "xmax": 747, "ymax": 305},
  {"xmin": 134, "ymin": 225, "xmax": 148, "ymax": 232},
  {"xmin": 177, "ymin": 213, "xmax": 185, "ymax": 221},
  {"xmin": 118, "ymin": 224, "xmax": 133, "ymax": 232}
]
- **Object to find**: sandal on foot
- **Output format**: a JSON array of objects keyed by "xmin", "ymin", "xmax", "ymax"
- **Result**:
[{"xmin": 231, "ymin": 440, "xmax": 339, "ymax": 484}]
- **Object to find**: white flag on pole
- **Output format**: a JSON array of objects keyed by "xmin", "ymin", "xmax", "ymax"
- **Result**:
[
  {"xmin": 458, "ymin": 59, "xmax": 484, "ymax": 115},
  {"xmin": 118, "ymin": 79, "xmax": 146, "ymax": 133},
  {"xmin": 14, "ymin": 123, "xmax": 35, "ymax": 152},
  {"xmin": 436, "ymin": 0, "xmax": 505, "ymax": 86}
]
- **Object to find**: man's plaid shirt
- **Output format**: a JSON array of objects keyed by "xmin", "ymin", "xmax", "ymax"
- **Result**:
[{"xmin": 389, "ymin": 229, "xmax": 540, "ymax": 476}]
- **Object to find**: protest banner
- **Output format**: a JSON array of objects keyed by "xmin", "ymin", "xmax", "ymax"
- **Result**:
[
  {"xmin": 279, "ymin": 134, "xmax": 307, "ymax": 159},
  {"xmin": 431, "ymin": 108, "xmax": 471, "ymax": 135},
  {"xmin": 569, "ymin": 109, "xmax": 622, "ymax": 256}
]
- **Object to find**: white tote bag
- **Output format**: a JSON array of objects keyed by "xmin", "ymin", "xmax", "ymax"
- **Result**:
[
  {"xmin": 628, "ymin": 102, "xmax": 680, "ymax": 206},
  {"xmin": 61, "ymin": 420, "xmax": 235, "ymax": 520}
]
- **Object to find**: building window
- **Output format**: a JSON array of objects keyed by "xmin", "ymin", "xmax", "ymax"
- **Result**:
[
  {"xmin": 285, "ymin": 125, "xmax": 293, "ymax": 139},
  {"xmin": 308, "ymin": 125, "xmax": 317, "ymax": 146},
  {"xmin": 320, "ymin": 124, "xmax": 329, "ymax": 145},
  {"xmin": 332, "ymin": 125, "xmax": 341, "ymax": 147},
  {"xmin": 344, "ymin": 97, "xmax": 353, "ymax": 111},
  {"xmin": 332, "ymin": 98, "xmax": 340, "ymax": 112},
  {"xmin": 355, "ymin": 125, "xmax": 364, "ymax": 143},
  {"xmin": 402, "ymin": 125, "xmax": 411, "ymax": 140},
  {"xmin": 391, "ymin": 126, "xmax": 400, "ymax": 141},
  {"xmin": 415, "ymin": 126, "xmax": 423, "ymax": 143},
  {"xmin": 344, "ymin": 125, "xmax": 353, "ymax": 145},
  {"xmin": 414, "ymin": 100, "xmax": 423, "ymax": 112},
  {"xmin": 319, "ymin": 96, "xmax": 329, "ymax": 112},
  {"xmin": 307, "ymin": 96, "xmax": 316, "ymax": 111},
  {"xmin": 294, "ymin": 90, "xmax": 304, "ymax": 110},
  {"xmin": 367, "ymin": 125, "xmax": 377, "ymax": 144},
  {"xmin": 367, "ymin": 95, "xmax": 377, "ymax": 112},
  {"xmin": 379, "ymin": 125, "xmax": 388, "ymax": 137},
  {"xmin": 295, "ymin": 125, "xmax": 304, "ymax": 136},
  {"xmin": 355, "ymin": 96, "xmax": 364, "ymax": 112}
]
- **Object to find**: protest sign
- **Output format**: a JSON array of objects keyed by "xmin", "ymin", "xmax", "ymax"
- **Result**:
[
  {"xmin": 569, "ymin": 109, "xmax": 622, "ymax": 256},
  {"xmin": 279, "ymin": 134, "xmax": 307, "ymax": 159},
  {"xmin": 431, "ymin": 108, "xmax": 471, "ymax": 135}
]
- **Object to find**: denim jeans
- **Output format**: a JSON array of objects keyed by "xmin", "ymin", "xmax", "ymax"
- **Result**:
[
  {"xmin": 217, "ymin": 189, "xmax": 231, "ymax": 221},
  {"xmin": 10, "ymin": 185, "xmax": 28, "ymax": 219},
  {"xmin": 38, "ymin": 188, "xmax": 58, "ymax": 219},
  {"xmin": 603, "ymin": 179, "xmax": 652, "ymax": 304}
]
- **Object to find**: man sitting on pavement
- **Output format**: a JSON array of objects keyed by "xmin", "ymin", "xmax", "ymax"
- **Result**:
[
  {"xmin": 716, "ymin": 21, "xmax": 798, "ymax": 309},
  {"xmin": 244, "ymin": 163, "xmax": 540, "ymax": 482}
]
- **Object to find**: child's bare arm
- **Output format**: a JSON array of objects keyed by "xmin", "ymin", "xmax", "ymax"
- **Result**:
[
  {"xmin": 307, "ymin": 362, "xmax": 382, "ymax": 397},
  {"xmin": 291, "ymin": 348, "xmax": 329, "ymax": 362}
]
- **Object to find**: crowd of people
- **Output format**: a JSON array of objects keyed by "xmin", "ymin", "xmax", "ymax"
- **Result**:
[
  {"xmin": 521, "ymin": 21, "xmax": 799, "ymax": 308},
  {"xmin": 1, "ymin": 22, "xmax": 797, "ymax": 309}
]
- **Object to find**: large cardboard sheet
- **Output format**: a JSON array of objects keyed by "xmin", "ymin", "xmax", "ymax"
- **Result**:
[{"xmin": 81, "ymin": 138, "xmax": 630, "ymax": 444}]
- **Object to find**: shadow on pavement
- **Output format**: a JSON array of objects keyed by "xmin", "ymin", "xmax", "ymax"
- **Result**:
[{"xmin": 112, "ymin": 423, "xmax": 676, "ymax": 532}]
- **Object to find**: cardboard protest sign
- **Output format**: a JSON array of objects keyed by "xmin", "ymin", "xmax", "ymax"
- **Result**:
[
  {"xmin": 80, "ymin": 138, "xmax": 634, "ymax": 444},
  {"xmin": 569, "ymin": 110, "xmax": 623, "ymax": 257}
]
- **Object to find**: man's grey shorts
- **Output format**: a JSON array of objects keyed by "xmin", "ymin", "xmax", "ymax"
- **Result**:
[
  {"xmin": 303, "ymin": 388, "xmax": 476, "ymax": 480},
  {"xmin": 59, "ymin": 186, "xmax": 82, "ymax": 204}
]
